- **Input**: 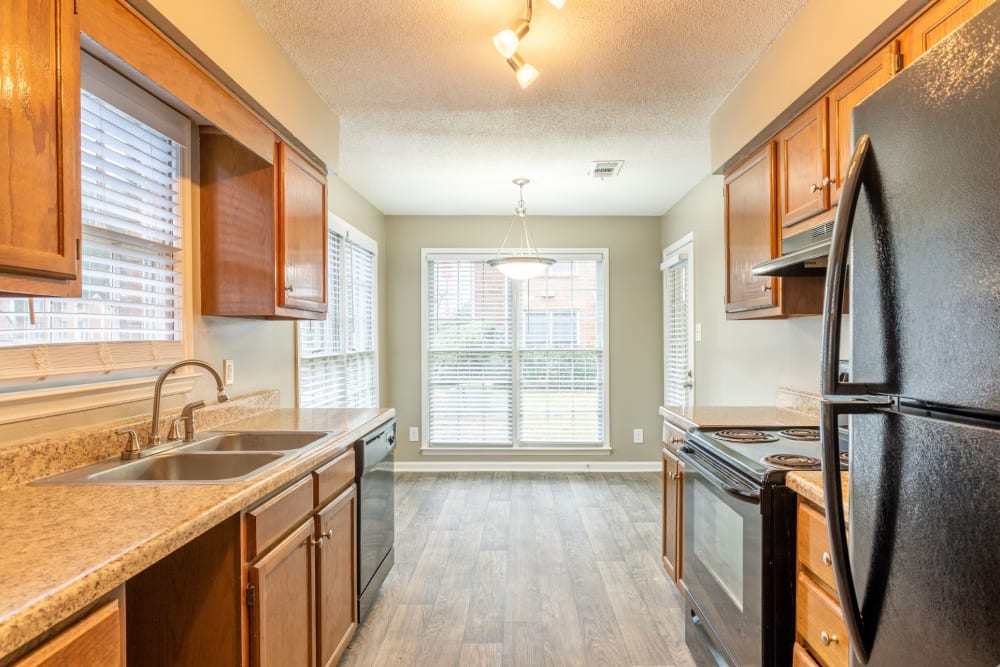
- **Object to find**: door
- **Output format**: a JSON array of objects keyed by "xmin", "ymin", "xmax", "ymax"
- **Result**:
[
  {"xmin": 850, "ymin": 11, "xmax": 1000, "ymax": 411},
  {"xmin": 0, "ymin": 0, "xmax": 81, "ymax": 292},
  {"xmin": 277, "ymin": 142, "xmax": 327, "ymax": 314},
  {"xmin": 846, "ymin": 410, "xmax": 1000, "ymax": 665},
  {"xmin": 724, "ymin": 143, "xmax": 778, "ymax": 313},
  {"xmin": 249, "ymin": 520, "xmax": 315, "ymax": 667},
  {"xmin": 777, "ymin": 98, "xmax": 829, "ymax": 231},
  {"xmin": 662, "ymin": 235, "xmax": 694, "ymax": 407},
  {"xmin": 315, "ymin": 485, "xmax": 358, "ymax": 667}
]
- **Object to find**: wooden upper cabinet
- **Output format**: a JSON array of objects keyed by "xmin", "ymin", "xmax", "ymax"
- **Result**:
[
  {"xmin": 902, "ymin": 0, "xmax": 995, "ymax": 65},
  {"xmin": 276, "ymin": 142, "xmax": 327, "ymax": 315},
  {"xmin": 827, "ymin": 41, "xmax": 899, "ymax": 205},
  {"xmin": 0, "ymin": 0, "xmax": 81, "ymax": 297},
  {"xmin": 725, "ymin": 143, "xmax": 779, "ymax": 314},
  {"xmin": 200, "ymin": 131, "xmax": 327, "ymax": 320},
  {"xmin": 776, "ymin": 99, "xmax": 830, "ymax": 235}
]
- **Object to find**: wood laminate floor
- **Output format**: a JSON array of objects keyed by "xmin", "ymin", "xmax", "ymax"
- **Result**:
[{"xmin": 341, "ymin": 472, "xmax": 696, "ymax": 667}]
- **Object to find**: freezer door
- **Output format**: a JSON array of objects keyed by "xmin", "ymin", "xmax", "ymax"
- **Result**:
[
  {"xmin": 849, "ymin": 410, "xmax": 1000, "ymax": 666},
  {"xmin": 850, "ymin": 2, "xmax": 1000, "ymax": 413}
]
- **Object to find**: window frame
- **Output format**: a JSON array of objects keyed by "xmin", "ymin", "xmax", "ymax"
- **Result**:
[
  {"xmin": 0, "ymin": 53, "xmax": 195, "ymax": 425},
  {"xmin": 294, "ymin": 214, "xmax": 379, "ymax": 408},
  {"xmin": 420, "ymin": 248, "xmax": 610, "ymax": 456}
]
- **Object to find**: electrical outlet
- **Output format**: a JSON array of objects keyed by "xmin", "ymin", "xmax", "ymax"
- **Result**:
[
  {"xmin": 633, "ymin": 428, "xmax": 644, "ymax": 444},
  {"xmin": 695, "ymin": 323, "xmax": 703, "ymax": 342},
  {"xmin": 223, "ymin": 359, "xmax": 234, "ymax": 385},
  {"xmin": 408, "ymin": 426, "xmax": 419, "ymax": 443}
]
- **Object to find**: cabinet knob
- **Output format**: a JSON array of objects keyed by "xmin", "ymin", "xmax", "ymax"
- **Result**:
[
  {"xmin": 823, "ymin": 176, "xmax": 835, "ymax": 187},
  {"xmin": 820, "ymin": 631, "xmax": 839, "ymax": 646},
  {"xmin": 761, "ymin": 284, "xmax": 772, "ymax": 294},
  {"xmin": 809, "ymin": 183, "xmax": 821, "ymax": 193},
  {"xmin": 308, "ymin": 530, "xmax": 333, "ymax": 547},
  {"xmin": 822, "ymin": 551, "xmax": 833, "ymax": 566},
  {"xmin": 285, "ymin": 285, "xmax": 295, "ymax": 293},
  {"xmin": 669, "ymin": 472, "xmax": 681, "ymax": 480},
  {"xmin": 669, "ymin": 437, "xmax": 685, "ymax": 444}
]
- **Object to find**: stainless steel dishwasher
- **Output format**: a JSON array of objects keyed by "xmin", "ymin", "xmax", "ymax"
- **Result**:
[{"xmin": 356, "ymin": 419, "xmax": 395, "ymax": 620}]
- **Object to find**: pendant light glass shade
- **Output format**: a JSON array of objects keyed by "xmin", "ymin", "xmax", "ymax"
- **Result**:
[
  {"xmin": 487, "ymin": 179, "xmax": 555, "ymax": 280},
  {"xmin": 507, "ymin": 53, "xmax": 540, "ymax": 89},
  {"xmin": 493, "ymin": 19, "xmax": 530, "ymax": 59}
]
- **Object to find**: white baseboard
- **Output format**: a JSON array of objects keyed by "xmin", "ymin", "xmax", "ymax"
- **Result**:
[{"xmin": 394, "ymin": 461, "xmax": 661, "ymax": 473}]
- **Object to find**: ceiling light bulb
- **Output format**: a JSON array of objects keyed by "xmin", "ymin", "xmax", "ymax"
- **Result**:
[
  {"xmin": 493, "ymin": 19, "xmax": 530, "ymax": 59},
  {"xmin": 516, "ymin": 63, "xmax": 539, "ymax": 88},
  {"xmin": 548, "ymin": 0, "xmax": 566, "ymax": 8}
]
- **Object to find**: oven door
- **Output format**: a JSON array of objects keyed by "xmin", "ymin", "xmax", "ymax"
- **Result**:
[{"xmin": 678, "ymin": 444, "xmax": 763, "ymax": 667}]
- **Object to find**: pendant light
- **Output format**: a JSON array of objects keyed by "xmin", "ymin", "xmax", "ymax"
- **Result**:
[{"xmin": 487, "ymin": 178, "xmax": 555, "ymax": 280}]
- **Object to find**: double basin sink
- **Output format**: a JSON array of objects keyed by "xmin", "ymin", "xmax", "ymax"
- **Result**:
[{"xmin": 39, "ymin": 431, "xmax": 329, "ymax": 485}]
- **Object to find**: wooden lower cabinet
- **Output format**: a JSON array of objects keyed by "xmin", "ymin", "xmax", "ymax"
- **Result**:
[
  {"xmin": 125, "ymin": 447, "xmax": 360, "ymax": 667},
  {"xmin": 250, "ymin": 521, "xmax": 316, "ymax": 667},
  {"xmin": 795, "ymin": 497, "xmax": 848, "ymax": 667},
  {"xmin": 661, "ymin": 423, "xmax": 685, "ymax": 586},
  {"xmin": 13, "ymin": 598, "xmax": 123, "ymax": 667}
]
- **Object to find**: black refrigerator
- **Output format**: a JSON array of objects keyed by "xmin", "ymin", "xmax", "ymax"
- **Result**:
[{"xmin": 819, "ymin": 3, "xmax": 1000, "ymax": 666}]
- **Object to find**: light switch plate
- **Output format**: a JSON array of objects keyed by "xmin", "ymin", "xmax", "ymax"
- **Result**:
[
  {"xmin": 408, "ymin": 426, "xmax": 419, "ymax": 442},
  {"xmin": 223, "ymin": 359, "xmax": 234, "ymax": 385},
  {"xmin": 633, "ymin": 428, "xmax": 644, "ymax": 444}
]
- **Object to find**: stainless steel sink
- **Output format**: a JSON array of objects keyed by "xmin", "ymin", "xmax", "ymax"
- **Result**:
[
  {"xmin": 188, "ymin": 431, "xmax": 327, "ymax": 452},
  {"xmin": 89, "ymin": 452, "xmax": 283, "ymax": 482}
]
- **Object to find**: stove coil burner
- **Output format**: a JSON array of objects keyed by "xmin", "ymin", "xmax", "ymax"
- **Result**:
[
  {"xmin": 840, "ymin": 451, "xmax": 850, "ymax": 466},
  {"xmin": 763, "ymin": 454, "xmax": 821, "ymax": 469},
  {"xmin": 778, "ymin": 427, "xmax": 820, "ymax": 441},
  {"xmin": 714, "ymin": 429, "xmax": 779, "ymax": 444}
]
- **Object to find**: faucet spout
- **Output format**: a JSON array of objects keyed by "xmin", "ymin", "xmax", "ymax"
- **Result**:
[{"xmin": 148, "ymin": 359, "xmax": 230, "ymax": 446}]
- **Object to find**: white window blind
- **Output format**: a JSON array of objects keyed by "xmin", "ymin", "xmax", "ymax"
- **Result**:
[
  {"xmin": 663, "ymin": 238, "xmax": 694, "ymax": 406},
  {"xmin": 424, "ymin": 252, "xmax": 607, "ymax": 449},
  {"xmin": 297, "ymin": 221, "xmax": 378, "ymax": 408},
  {"xmin": 0, "ymin": 75, "xmax": 188, "ymax": 383}
]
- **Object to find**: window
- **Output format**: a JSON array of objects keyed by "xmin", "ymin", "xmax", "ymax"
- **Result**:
[
  {"xmin": 662, "ymin": 235, "xmax": 694, "ymax": 406},
  {"xmin": 423, "ymin": 251, "xmax": 608, "ymax": 450},
  {"xmin": 297, "ymin": 217, "xmax": 378, "ymax": 408},
  {"xmin": 0, "ymin": 55, "xmax": 190, "ymax": 387}
]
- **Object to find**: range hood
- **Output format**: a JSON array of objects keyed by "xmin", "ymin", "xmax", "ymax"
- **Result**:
[{"xmin": 751, "ymin": 220, "xmax": 834, "ymax": 277}]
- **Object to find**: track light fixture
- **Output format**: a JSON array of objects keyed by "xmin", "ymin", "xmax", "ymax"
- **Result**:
[{"xmin": 492, "ymin": 0, "xmax": 566, "ymax": 89}]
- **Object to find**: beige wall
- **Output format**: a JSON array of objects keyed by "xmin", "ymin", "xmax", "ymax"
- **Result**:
[
  {"xmin": 385, "ymin": 215, "xmax": 664, "ymax": 464},
  {"xmin": 711, "ymin": 0, "xmax": 922, "ymax": 170},
  {"xmin": 660, "ymin": 176, "xmax": 824, "ymax": 404}
]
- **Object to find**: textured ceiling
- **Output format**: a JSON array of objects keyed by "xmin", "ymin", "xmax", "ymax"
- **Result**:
[{"xmin": 239, "ymin": 0, "xmax": 807, "ymax": 216}]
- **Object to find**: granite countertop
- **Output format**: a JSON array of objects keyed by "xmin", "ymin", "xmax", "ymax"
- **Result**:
[
  {"xmin": 787, "ymin": 470, "xmax": 851, "ymax": 518},
  {"xmin": 0, "ymin": 407, "xmax": 394, "ymax": 659},
  {"xmin": 659, "ymin": 405, "xmax": 819, "ymax": 431}
]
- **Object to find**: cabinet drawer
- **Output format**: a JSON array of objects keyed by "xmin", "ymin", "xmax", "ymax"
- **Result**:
[
  {"xmin": 16, "ymin": 599, "xmax": 121, "ymax": 667},
  {"xmin": 797, "ymin": 571, "xmax": 849, "ymax": 667},
  {"xmin": 797, "ymin": 501, "xmax": 837, "ymax": 593},
  {"xmin": 792, "ymin": 641, "xmax": 822, "ymax": 667},
  {"xmin": 246, "ymin": 476, "xmax": 313, "ymax": 560},
  {"xmin": 313, "ymin": 448, "xmax": 356, "ymax": 507},
  {"xmin": 662, "ymin": 420, "xmax": 687, "ymax": 451}
]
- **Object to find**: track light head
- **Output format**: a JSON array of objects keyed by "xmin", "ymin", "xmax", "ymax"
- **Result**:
[
  {"xmin": 507, "ymin": 53, "xmax": 539, "ymax": 89},
  {"xmin": 493, "ymin": 19, "xmax": 530, "ymax": 59}
]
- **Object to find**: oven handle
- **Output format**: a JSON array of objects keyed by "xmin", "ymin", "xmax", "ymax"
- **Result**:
[{"xmin": 678, "ymin": 445, "xmax": 760, "ymax": 505}]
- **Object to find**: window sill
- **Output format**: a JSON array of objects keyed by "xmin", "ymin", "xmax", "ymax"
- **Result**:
[{"xmin": 420, "ymin": 445, "xmax": 613, "ymax": 456}]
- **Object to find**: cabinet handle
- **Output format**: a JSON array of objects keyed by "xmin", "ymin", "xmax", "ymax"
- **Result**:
[
  {"xmin": 669, "ymin": 472, "xmax": 681, "ymax": 480},
  {"xmin": 822, "ymin": 551, "xmax": 833, "ymax": 566},
  {"xmin": 669, "ymin": 437, "xmax": 685, "ymax": 445},
  {"xmin": 761, "ymin": 284, "xmax": 772, "ymax": 294},
  {"xmin": 309, "ymin": 530, "xmax": 333, "ymax": 547},
  {"xmin": 820, "ymin": 631, "xmax": 839, "ymax": 646}
]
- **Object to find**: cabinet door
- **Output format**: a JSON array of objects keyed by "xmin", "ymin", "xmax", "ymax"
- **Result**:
[
  {"xmin": 902, "ymin": 0, "xmax": 994, "ymax": 64},
  {"xmin": 249, "ymin": 520, "xmax": 315, "ymax": 667},
  {"xmin": 0, "ymin": 0, "xmax": 81, "ymax": 296},
  {"xmin": 662, "ymin": 449, "xmax": 684, "ymax": 583},
  {"xmin": 777, "ymin": 98, "xmax": 829, "ymax": 232},
  {"xmin": 277, "ymin": 142, "xmax": 327, "ymax": 315},
  {"xmin": 724, "ymin": 143, "xmax": 778, "ymax": 313},
  {"xmin": 827, "ymin": 42, "xmax": 898, "ymax": 205},
  {"xmin": 315, "ymin": 485, "xmax": 358, "ymax": 667}
]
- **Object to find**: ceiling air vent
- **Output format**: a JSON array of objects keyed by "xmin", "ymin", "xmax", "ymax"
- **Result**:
[{"xmin": 589, "ymin": 160, "xmax": 624, "ymax": 179}]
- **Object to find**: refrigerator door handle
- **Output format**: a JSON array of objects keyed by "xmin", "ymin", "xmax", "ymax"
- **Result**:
[
  {"xmin": 821, "ymin": 400, "xmax": 873, "ymax": 664},
  {"xmin": 822, "ymin": 134, "xmax": 877, "ymax": 398}
]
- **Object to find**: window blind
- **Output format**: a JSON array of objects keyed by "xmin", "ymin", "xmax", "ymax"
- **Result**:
[
  {"xmin": 663, "ymin": 248, "xmax": 692, "ymax": 406},
  {"xmin": 297, "ymin": 225, "xmax": 378, "ymax": 408},
  {"xmin": 0, "ymin": 88, "xmax": 185, "ymax": 381},
  {"xmin": 425, "ymin": 253, "xmax": 607, "ymax": 448}
]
